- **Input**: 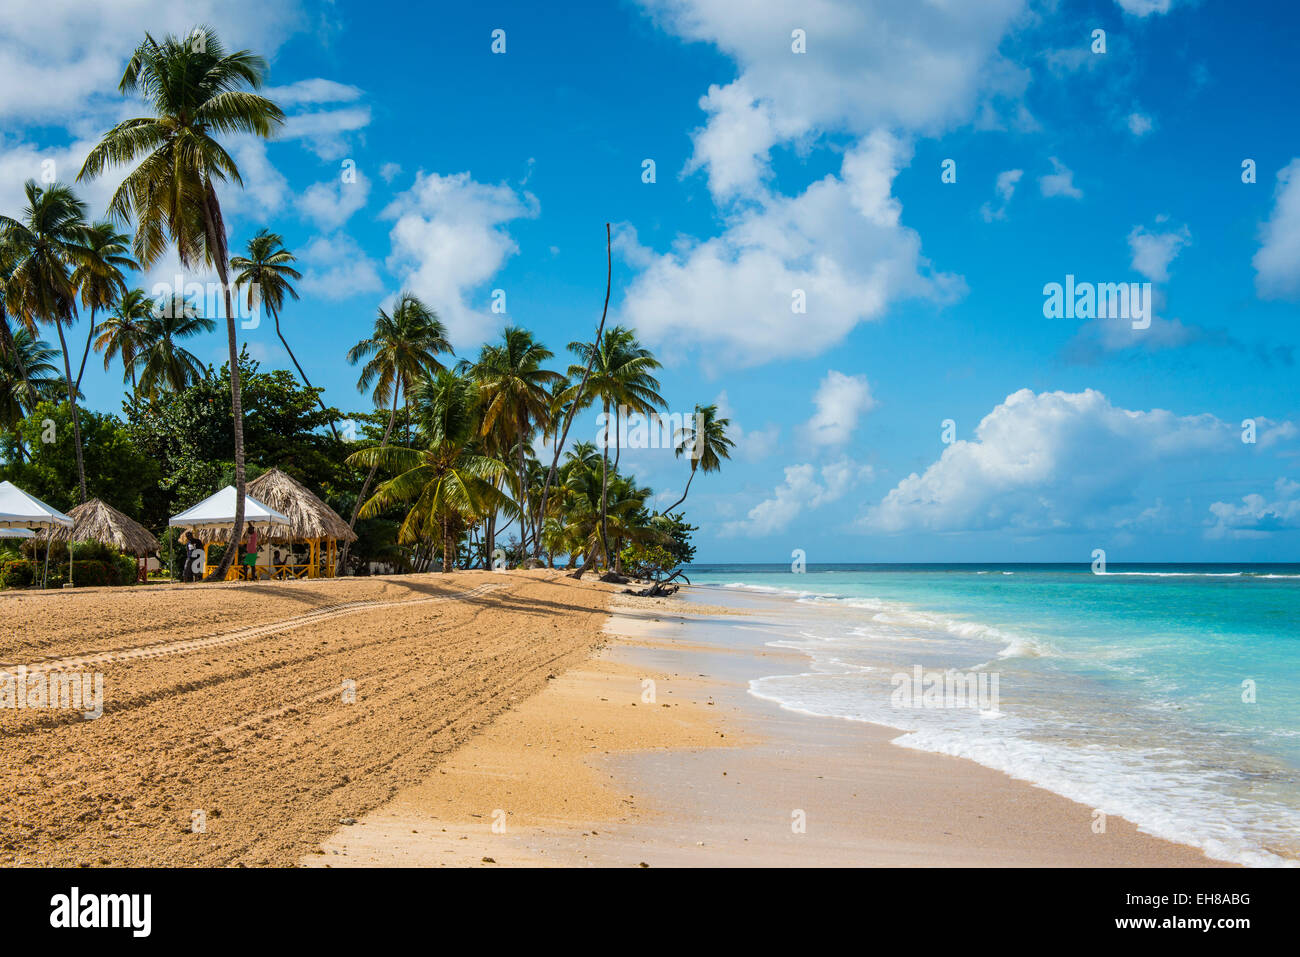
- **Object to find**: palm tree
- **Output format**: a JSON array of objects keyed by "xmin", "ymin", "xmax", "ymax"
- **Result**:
[
  {"xmin": 72, "ymin": 221, "xmax": 138, "ymax": 393},
  {"xmin": 663, "ymin": 403, "xmax": 735, "ymax": 514},
  {"xmin": 0, "ymin": 328, "xmax": 61, "ymax": 458},
  {"xmin": 0, "ymin": 235, "xmax": 39, "ymax": 414},
  {"xmin": 343, "ymin": 293, "xmax": 451, "ymax": 566},
  {"xmin": 78, "ymin": 25, "xmax": 285, "ymax": 580},
  {"xmin": 563, "ymin": 325, "xmax": 665, "ymax": 566},
  {"xmin": 347, "ymin": 370, "xmax": 510, "ymax": 572},
  {"xmin": 132, "ymin": 295, "xmax": 215, "ymax": 398},
  {"xmin": 0, "ymin": 181, "xmax": 95, "ymax": 501},
  {"xmin": 472, "ymin": 327, "xmax": 563, "ymax": 560},
  {"xmin": 94, "ymin": 288, "xmax": 152, "ymax": 395},
  {"xmin": 231, "ymin": 229, "xmax": 339, "ymax": 439}
]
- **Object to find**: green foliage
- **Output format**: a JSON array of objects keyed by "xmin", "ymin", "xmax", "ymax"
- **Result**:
[
  {"xmin": 619, "ymin": 543, "xmax": 678, "ymax": 580},
  {"xmin": 659, "ymin": 511, "xmax": 697, "ymax": 567},
  {"xmin": 0, "ymin": 400, "xmax": 161, "ymax": 516},
  {"xmin": 1, "ymin": 558, "xmax": 35, "ymax": 589},
  {"xmin": 123, "ymin": 349, "xmax": 348, "ymax": 528}
]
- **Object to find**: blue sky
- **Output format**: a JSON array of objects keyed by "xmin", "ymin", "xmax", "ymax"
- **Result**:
[{"xmin": 2, "ymin": 0, "xmax": 1298, "ymax": 562}]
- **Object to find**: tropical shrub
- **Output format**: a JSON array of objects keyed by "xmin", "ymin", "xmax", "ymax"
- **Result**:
[{"xmin": 1, "ymin": 559, "xmax": 36, "ymax": 589}]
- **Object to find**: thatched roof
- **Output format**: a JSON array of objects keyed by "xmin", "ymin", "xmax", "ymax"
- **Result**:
[
  {"xmin": 45, "ymin": 499, "xmax": 160, "ymax": 556},
  {"xmin": 246, "ymin": 468, "xmax": 357, "ymax": 544}
]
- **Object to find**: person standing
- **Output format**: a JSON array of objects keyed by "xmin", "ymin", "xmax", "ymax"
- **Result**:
[
  {"xmin": 242, "ymin": 523, "xmax": 259, "ymax": 581},
  {"xmin": 181, "ymin": 531, "xmax": 195, "ymax": 583}
]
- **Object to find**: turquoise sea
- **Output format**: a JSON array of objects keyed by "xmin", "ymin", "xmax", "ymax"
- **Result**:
[{"xmin": 684, "ymin": 563, "xmax": 1300, "ymax": 866}]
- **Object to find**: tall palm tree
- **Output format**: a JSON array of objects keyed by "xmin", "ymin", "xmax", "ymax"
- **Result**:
[
  {"xmin": 663, "ymin": 403, "xmax": 735, "ymax": 514},
  {"xmin": 0, "ymin": 328, "xmax": 61, "ymax": 458},
  {"xmin": 132, "ymin": 295, "xmax": 215, "ymax": 398},
  {"xmin": 347, "ymin": 370, "xmax": 510, "ymax": 572},
  {"xmin": 563, "ymin": 325, "xmax": 665, "ymax": 566},
  {"xmin": 0, "ymin": 235, "xmax": 39, "ymax": 413},
  {"xmin": 0, "ymin": 181, "xmax": 95, "ymax": 501},
  {"xmin": 472, "ymin": 327, "xmax": 563, "ymax": 560},
  {"xmin": 72, "ymin": 221, "xmax": 138, "ymax": 393},
  {"xmin": 230, "ymin": 229, "xmax": 338, "ymax": 439},
  {"xmin": 78, "ymin": 25, "xmax": 285, "ymax": 580},
  {"xmin": 94, "ymin": 287, "xmax": 152, "ymax": 395},
  {"xmin": 343, "ymin": 293, "xmax": 451, "ymax": 566}
]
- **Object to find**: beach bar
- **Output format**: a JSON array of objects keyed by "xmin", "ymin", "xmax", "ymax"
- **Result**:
[
  {"xmin": 245, "ymin": 469, "xmax": 357, "ymax": 578},
  {"xmin": 169, "ymin": 486, "xmax": 292, "ymax": 581}
]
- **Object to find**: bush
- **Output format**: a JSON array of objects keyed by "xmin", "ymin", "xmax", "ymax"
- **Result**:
[
  {"xmin": 54, "ymin": 554, "xmax": 139, "ymax": 588},
  {"xmin": 1, "ymin": 559, "xmax": 36, "ymax": 589}
]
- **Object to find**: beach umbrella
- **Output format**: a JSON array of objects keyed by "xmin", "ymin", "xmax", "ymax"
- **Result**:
[{"xmin": 0, "ymin": 480, "xmax": 74, "ymax": 588}]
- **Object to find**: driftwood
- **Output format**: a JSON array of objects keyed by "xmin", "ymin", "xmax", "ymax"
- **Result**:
[
  {"xmin": 599, "ymin": 571, "xmax": 631, "ymax": 584},
  {"xmin": 621, "ymin": 569, "xmax": 690, "ymax": 598}
]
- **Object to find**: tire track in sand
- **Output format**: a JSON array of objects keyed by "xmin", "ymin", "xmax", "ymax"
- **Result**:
[{"xmin": 0, "ymin": 582, "xmax": 508, "ymax": 677}]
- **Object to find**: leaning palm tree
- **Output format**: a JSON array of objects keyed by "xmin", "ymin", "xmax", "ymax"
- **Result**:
[
  {"xmin": 78, "ymin": 25, "xmax": 285, "ymax": 580},
  {"xmin": 0, "ymin": 328, "xmax": 61, "ymax": 457},
  {"xmin": 472, "ymin": 327, "xmax": 563, "ymax": 559},
  {"xmin": 230, "ymin": 229, "xmax": 338, "ymax": 439},
  {"xmin": 132, "ymin": 295, "xmax": 215, "ymax": 398},
  {"xmin": 0, "ymin": 181, "xmax": 95, "ymax": 501},
  {"xmin": 342, "ymin": 293, "xmax": 451, "ymax": 568},
  {"xmin": 94, "ymin": 287, "xmax": 152, "ymax": 395},
  {"xmin": 347, "ymin": 370, "xmax": 510, "ymax": 572},
  {"xmin": 72, "ymin": 220, "xmax": 138, "ymax": 392},
  {"xmin": 562, "ymin": 325, "xmax": 665, "ymax": 566},
  {"xmin": 663, "ymin": 403, "xmax": 735, "ymax": 514}
]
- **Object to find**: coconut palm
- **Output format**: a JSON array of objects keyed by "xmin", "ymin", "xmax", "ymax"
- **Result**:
[
  {"xmin": 132, "ymin": 295, "xmax": 215, "ymax": 398},
  {"xmin": 0, "ymin": 181, "xmax": 95, "ymax": 501},
  {"xmin": 72, "ymin": 221, "xmax": 138, "ymax": 392},
  {"xmin": 472, "ymin": 327, "xmax": 563, "ymax": 559},
  {"xmin": 0, "ymin": 328, "xmax": 61, "ymax": 456},
  {"xmin": 94, "ymin": 288, "xmax": 152, "ymax": 395},
  {"xmin": 343, "ymin": 293, "xmax": 452, "ymax": 563},
  {"xmin": 347, "ymin": 370, "xmax": 510, "ymax": 572},
  {"xmin": 663, "ymin": 403, "xmax": 734, "ymax": 514},
  {"xmin": 78, "ymin": 25, "xmax": 285, "ymax": 580},
  {"xmin": 563, "ymin": 325, "xmax": 665, "ymax": 566},
  {"xmin": 0, "ymin": 235, "xmax": 39, "ymax": 414},
  {"xmin": 230, "ymin": 229, "xmax": 338, "ymax": 439}
]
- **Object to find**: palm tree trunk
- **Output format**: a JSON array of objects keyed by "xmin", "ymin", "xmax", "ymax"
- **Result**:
[
  {"xmin": 516, "ymin": 425, "xmax": 531, "ymax": 558},
  {"xmin": 537, "ymin": 223, "xmax": 612, "ymax": 561},
  {"xmin": 53, "ymin": 322, "xmax": 87, "ymax": 503},
  {"xmin": 274, "ymin": 313, "xmax": 340, "ymax": 441},
  {"xmin": 201, "ymin": 187, "xmax": 245, "ymax": 583},
  {"xmin": 74, "ymin": 305, "xmax": 95, "ymax": 394},
  {"xmin": 662, "ymin": 466, "xmax": 697, "ymax": 515},
  {"xmin": 599, "ymin": 398, "xmax": 610, "ymax": 568},
  {"xmin": 442, "ymin": 515, "xmax": 454, "ymax": 573}
]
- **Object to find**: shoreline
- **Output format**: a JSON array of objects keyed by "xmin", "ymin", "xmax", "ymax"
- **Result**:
[{"xmin": 307, "ymin": 584, "xmax": 1225, "ymax": 867}]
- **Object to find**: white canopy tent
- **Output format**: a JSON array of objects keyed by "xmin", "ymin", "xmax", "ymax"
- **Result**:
[
  {"xmin": 0, "ymin": 480, "xmax": 74, "ymax": 588},
  {"xmin": 169, "ymin": 486, "xmax": 291, "ymax": 529},
  {"xmin": 169, "ymin": 486, "xmax": 291, "ymax": 580}
]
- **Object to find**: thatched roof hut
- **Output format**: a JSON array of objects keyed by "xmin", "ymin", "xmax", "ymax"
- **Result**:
[
  {"xmin": 46, "ymin": 498, "xmax": 160, "ymax": 556},
  {"xmin": 246, "ymin": 468, "xmax": 357, "ymax": 544}
]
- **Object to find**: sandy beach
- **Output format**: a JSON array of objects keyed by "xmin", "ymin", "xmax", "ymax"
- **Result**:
[
  {"xmin": 0, "ymin": 570, "xmax": 611, "ymax": 866},
  {"xmin": 302, "ymin": 584, "xmax": 1224, "ymax": 868}
]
